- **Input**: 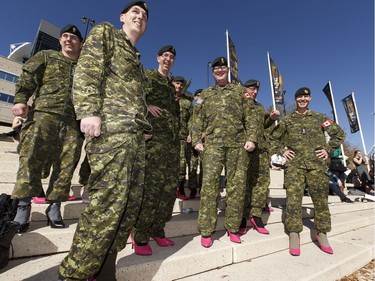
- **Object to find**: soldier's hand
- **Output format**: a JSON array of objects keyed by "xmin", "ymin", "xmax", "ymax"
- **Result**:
[
  {"xmin": 244, "ymin": 141, "xmax": 256, "ymax": 152},
  {"xmin": 270, "ymin": 110, "xmax": 280, "ymax": 120},
  {"xmin": 12, "ymin": 103, "xmax": 29, "ymax": 118},
  {"xmin": 186, "ymin": 135, "xmax": 192, "ymax": 143},
  {"xmin": 80, "ymin": 116, "xmax": 101, "ymax": 137},
  {"xmin": 145, "ymin": 133, "xmax": 153, "ymax": 141},
  {"xmin": 148, "ymin": 105, "xmax": 163, "ymax": 117},
  {"xmin": 194, "ymin": 143, "xmax": 204, "ymax": 152},
  {"xmin": 283, "ymin": 150, "xmax": 295, "ymax": 160},
  {"xmin": 316, "ymin": 149, "xmax": 328, "ymax": 159}
]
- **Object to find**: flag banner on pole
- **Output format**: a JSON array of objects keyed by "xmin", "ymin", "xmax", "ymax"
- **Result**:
[
  {"xmin": 342, "ymin": 94, "xmax": 359, "ymax": 133},
  {"xmin": 322, "ymin": 82, "xmax": 336, "ymax": 122},
  {"xmin": 270, "ymin": 57, "xmax": 283, "ymax": 104},
  {"xmin": 227, "ymin": 35, "xmax": 239, "ymax": 83}
]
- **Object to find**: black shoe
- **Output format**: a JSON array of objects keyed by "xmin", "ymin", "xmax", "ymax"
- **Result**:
[
  {"xmin": 16, "ymin": 222, "xmax": 30, "ymax": 233},
  {"xmin": 45, "ymin": 202, "xmax": 65, "ymax": 228},
  {"xmin": 341, "ymin": 197, "xmax": 354, "ymax": 203}
]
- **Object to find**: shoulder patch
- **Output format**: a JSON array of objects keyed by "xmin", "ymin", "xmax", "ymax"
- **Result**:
[
  {"xmin": 321, "ymin": 120, "xmax": 333, "ymax": 127},
  {"xmin": 196, "ymin": 98, "xmax": 203, "ymax": 104}
]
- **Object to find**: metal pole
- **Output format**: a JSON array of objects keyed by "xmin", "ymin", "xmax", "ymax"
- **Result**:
[
  {"xmin": 81, "ymin": 17, "xmax": 95, "ymax": 41},
  {"xmin": 207, "ymin": 61, "xmax": 211, "ymax": 88}
]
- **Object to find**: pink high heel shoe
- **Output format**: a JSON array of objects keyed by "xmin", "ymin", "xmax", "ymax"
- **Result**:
[
  {"xmin": 289, "ymin": 232, "xmax": 300, "ymax": 256},
  {"xmin": 316, "ymin": 233, "xmax": 333, "ymax": 254},
  {"xmin": 32, "ymin": 197, "xmax": 47, "ymax": 204},
  {"xmin": 154, "ymin": 237, "xmax": 175, "ymax": 247},
  {"xmin": 201, "ymin": 236, "xmax": 213, "ymax": 248},
  {"xmin": 130, "ymin": 235, "xmax": 152, "ymax": 255},
  {"xmin": 250, "ymin": 217, "xmax": 270, "ymax": 234},
  {"xmin": 226, "ymin": 229, "xmax": 241, "ymax": 243}
]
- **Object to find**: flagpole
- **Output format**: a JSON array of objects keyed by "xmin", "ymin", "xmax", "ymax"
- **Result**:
[
  {"xmin": 351, "ymin": 92, "xmax": 367, "ymax": 154},
  {"xmin": 328, "ymin": 81, "xmax": 346, "ymax": 166},
  {"xmin": 225, "ymin": 29, "xmax": 231, "ymax": 83}
]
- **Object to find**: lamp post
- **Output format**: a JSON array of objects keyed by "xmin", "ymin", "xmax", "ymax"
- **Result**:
[
  {"xmin": 81, "ymin": 17, "xmax": 95, "ymax": 41},
  {"xmin": 206, "ymin": 61, "xmax": 211, "ymax": 87}
]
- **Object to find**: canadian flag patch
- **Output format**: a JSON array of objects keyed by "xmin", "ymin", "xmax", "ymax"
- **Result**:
[
  {"xmin": 321, "ymin": 120, "xmax": 333, "ymax": 127},
  {"xmin": 243, "ymin": 93, "xmax": 251, "ymax": 99}
]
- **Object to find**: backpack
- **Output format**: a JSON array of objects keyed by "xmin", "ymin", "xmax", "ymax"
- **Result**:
[{"xmin": 0, "ymin": 193, "xmax": 18, "ymax": 270}]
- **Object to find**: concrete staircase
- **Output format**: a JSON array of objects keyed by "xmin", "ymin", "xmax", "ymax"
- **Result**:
[{"xmin": 0, "ymin": 126, "xmax": 373, "ymax": 281}]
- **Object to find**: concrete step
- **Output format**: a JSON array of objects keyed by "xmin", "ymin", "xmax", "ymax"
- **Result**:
[
  {"xmin": 9, "ymin": 198, "xmax": 374, "ymax": 258},
  {"xmin": 179, "ymin": 224, "xmax": 375, "ymax": 281},
  {"xmin": 2, "ymin": 208, "xmax": 373, "ymax": 281}
]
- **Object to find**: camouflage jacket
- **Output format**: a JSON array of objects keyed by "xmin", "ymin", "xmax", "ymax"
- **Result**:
[
  {"xmin": 72, "ymin": 22, "xmax": 149, "ymax": 143},
  {"xmin": 145, "ymin": 69, "xmax": 180, "ymax": 140},
  {"xmin": 191, "ymin": 83, "xmax": 256, "ymax": 147},
  {"xmin": 178, "ymin": 94, "xmax": 193, "ymax": 139},
  {"xmin": 14, "ymin": 50, "xmax": 77, "ymax": 117},
  {"xmin": 269, "ymin": 109, "xmax": 345, "ymax": 169},
  {"xmin": 245, "ymin": 99, "xmax": 276, "ymax": 151}
]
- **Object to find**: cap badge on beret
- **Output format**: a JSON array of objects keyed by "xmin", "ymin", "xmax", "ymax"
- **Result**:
[
  {"xmin": 60, "ymin": 24, "xmax": 83, "ymax": 41},
  {"xmin": 211, "ymin": 56, "xmax": 228, "ymax": 67},
  {"xmin": 294, "ymin": 87, "xmax": 311, "ymax": 97},
  {"xmin": 158, "ymin": 45, "xmax": 176, "ymax": 56}
]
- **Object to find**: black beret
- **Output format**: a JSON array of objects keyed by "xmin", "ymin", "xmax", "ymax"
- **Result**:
[
  {"xmin": 194, "ymin": 89, "xmax": 203, "ymax": 96},
  {"xmin": 172, "ymin": 76, "xmax": 186, "ymax": 83},
  {"xmin": 60, "ymin": 24, "xmax": 83, "ymax": 41},
  {"xmin": 121, "ymin": 1, "xmax": 149, "ymax": 20},
  {"xmin": 295, "ymin": 87, "xmax": 311, "ymax": 97},
  {"xmin": 211, "ymin": 57, "xmax": 227, "ymax": 68},
  {"xmin": 243, "ymin": 79, "xmax": 260, "ymax": 88},
  {"xmin": 157, "ymin": 45, "xmax": 176, "ymax": 56}
]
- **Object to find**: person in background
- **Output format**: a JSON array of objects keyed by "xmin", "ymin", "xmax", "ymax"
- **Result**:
[
  {"xmin": 239, "ymin": 79, "xmax": 280, "ymax": 235},
  {"xmin": 352, "ymin": 150, "xmax": 372, "ymax": 190},
  {"xmin": 328, "ymin": 170, "xmax": 354, "ymax": 203},
  {"xmin": 189, "ymin": 88, "xmax": 204, "ymax": 199},
  {"xmin": 11, "ymin": 24, "xmax": 84, "ymax": 233},
  {"xmin": 191, "ymin": 56, "xmax": 256, "ymax": 248},
  {"xmin": 269, "ymin": 87, "xmax": 345, "ymax": 256},
  {"xmin": 131, "ymin": 45, "xmax": 180, "ymax": 256},
  {"xmin": 58, "ymin": 2, "xmax": 150, "ymax": 280},
  {"xmin": 172, "ymin": 76, "xmax": 193, "ymax": 200}
]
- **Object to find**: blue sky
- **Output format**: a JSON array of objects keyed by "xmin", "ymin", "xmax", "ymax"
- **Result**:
[{"xmin": 1, "ymin": 0, "xmax": 373, "ymax": 153}]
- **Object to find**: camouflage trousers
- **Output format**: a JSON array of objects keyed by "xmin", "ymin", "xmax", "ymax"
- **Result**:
[
  {"xmin": 243, "ymin": 149, "xmax": 270, "ymax": 218},
  {"xmin": 284, "ymin": 165, "xmax": 331, "ymax": 233},
  {"xmin": 12, "ymin": 111, "xmax": 83, "ymax": 201},
  {"xmin": 179, "ymin": 139, "xmax": 192, "ymax": 183},
  {"xmin": 189, "ymin": 147, "xmax": 202, "ymax": 191},
  {"xmin": 198, "ymin": 145, "xmax": 248, "ymax": 236},
  {"xmin": 59, "ymin": 132, "xmax": 145, "ymax": 279},
  {"xmin": 133, "ymin": 134, "xmax": 179, "ymax": 243}
]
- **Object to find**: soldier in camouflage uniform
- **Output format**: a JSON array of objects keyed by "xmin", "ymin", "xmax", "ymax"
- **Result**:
[
  {"xmin": 269, "ymin": 87, "xmax": 345, "ymax": 256},
  {"xmin": 11, "ymin": 24, "xmax": 84, "ymax": 233},
  {"xmin": 191, "ymin": 57, "xmax": 257, "ymax": 248},
  {"xmin": 131, "ymin": 45, "xmax": 180, "ymax": 255},
  {"xmin": 58, "ymin": 2, "xmax": 150, "ymax": 280},
  {"xmin": 172, "ymin": 76, "xmax": 193, "ymax": 200},
  {"xmin": 189, "ymin": 89, "xmax": 204, "ymax": 199},
  {"xmin": 239, "ymin": 80, "xmax": 280, "ymax": 235}
]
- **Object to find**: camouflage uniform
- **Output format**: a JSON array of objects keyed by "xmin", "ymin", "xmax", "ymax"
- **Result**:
[
  {"xmin": 269, "ymin": 110, "xmax": 345, "ymax": 233},
  {"xmin": 178, "ymin": 94, "xmax": 193, "ymax": 186},
  {"xmin": 12, "ymin": 50, "xmax": 83, "ymax": 201},
  {"xmin": 132, "ymin": 69, "xmax": 180, "ymax": 243},
  {"xmin": 188, "ymin": 101, "xmax": 203, "ymax": 193},
  {"xmin": 243, "ymin": 99, "xmax": 276, "ymax": 218},
  {"xmin": 59, "ymin": 22, "xmax": 150, "ymax": 279},
  {"xmin": 191, "ymin": 83, "xmax": 255, "ymax": 236}
]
